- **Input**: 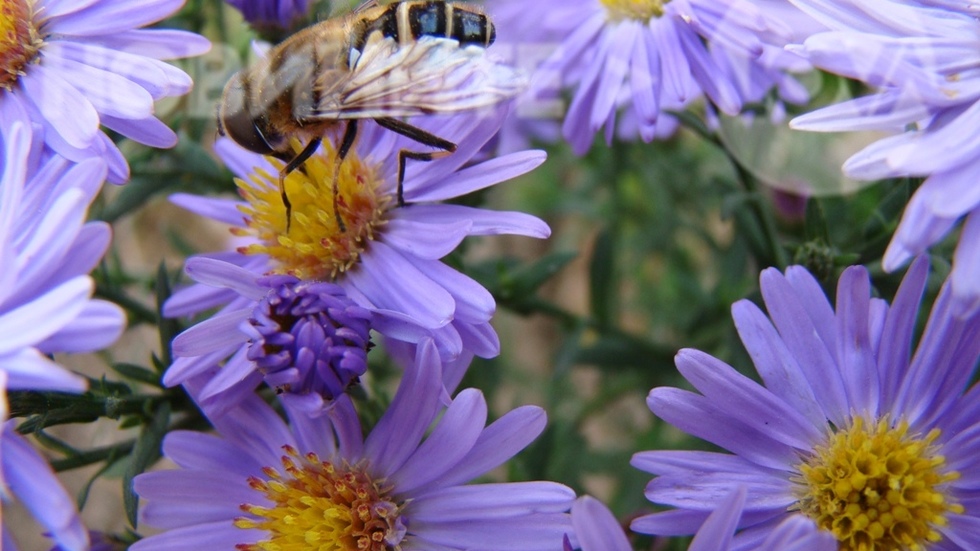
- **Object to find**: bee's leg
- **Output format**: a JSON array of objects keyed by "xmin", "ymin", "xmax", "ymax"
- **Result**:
[
  {"xmin": 332, "ymin": 120, "xmax": 360, "ymax": 232},
  {"xmin": 373, "ymin": 117, "xmax": 456, "ymax": 206},
  {"xmin": 279, "ymin": 137, "xmax": 322, "ymax": 231}
]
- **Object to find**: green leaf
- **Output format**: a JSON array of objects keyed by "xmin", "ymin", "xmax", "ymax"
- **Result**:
[
  {"xmin": 111, "ymin": 363, "xmax": 163, "ymax": 387},
  {"xmin": 155, "ymin": 263, "xmax": 181, "ymax": 371},
  {"xmin": 472, "ymin": 251, "xmax": 577, "ymax": 314},
  {"xmin": 588, "ymin": 229, "xmax": 616, "ymax": 330},
  {"xmin": 124, "ymin": 402, "xmax": 171, "ymax": 528}
]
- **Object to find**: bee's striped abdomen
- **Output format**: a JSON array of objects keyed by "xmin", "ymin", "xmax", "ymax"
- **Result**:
[{"xmin": 352, "ymin": 2, "xmax": 495, "ymax": 54}]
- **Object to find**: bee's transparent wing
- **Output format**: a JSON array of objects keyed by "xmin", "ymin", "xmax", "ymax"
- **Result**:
[{"xmin": 311, "ymin": 36, "xmax": 526, "ymax": 119}]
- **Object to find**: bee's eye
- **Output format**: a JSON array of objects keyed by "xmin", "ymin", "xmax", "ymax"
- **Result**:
[{"xmin": 219, "ymin": 74, "xmax": 277, "ymax": 155}]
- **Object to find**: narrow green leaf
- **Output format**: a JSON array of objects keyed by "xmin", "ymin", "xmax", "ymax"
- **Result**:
[
  {"xmin": 588, "ymin": 229, "xmax": 616, "ymax": 330},
  {"xmin": 124, "ymin": 402, "xmax": 171, "ymax": 528},
  {"xmin": 111, "ymin": 363, "xmax": 163, "ymax": 387}
]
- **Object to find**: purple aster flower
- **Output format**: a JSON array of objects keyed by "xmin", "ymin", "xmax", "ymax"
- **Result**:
[
  {"xmin": 632, "ymin": 257, "xmax": 980, "ymax": 549},
  {"xmin": 492, "ymin": 0, "xmax": 806, "ymax": 154},
  {"xmin": 0, "ymin": 0, "xmax": 210, "ymax": 183},
  {"xmin": 225, "ymin": 0, "xmax": 312, "ymax": 30},
  {"xmin": 0, "ymin": 121, "xmax": 125, "ymax": 392},
  {"xmin": 163, "ymin": 268, "xmax": 430, "ymax": 416},
  {"xmin": 133, "ymin": 338, "xmax": 574, "ymax": 550},
  {"xmin": 562, "ymin": 495, "xmax": 631, "ymax": 551},
  {"xmin": 165, "ymin": 106, "xmax": 548, "ymax": 364},
  {"xmin": 787, "ymin": 0, "xmax": 980, "ymax": 314}
]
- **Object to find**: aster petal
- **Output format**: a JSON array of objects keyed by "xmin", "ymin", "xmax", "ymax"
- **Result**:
[
  {"xmin": 920, "ymin": 154, "xmax": 980, "ymax": 223},
  {"xmin": 784, "ymin": 265, "xmax": 838, "ymax": 348},
  {"xmin": 49, "ymin": 0, "xmax": 188, "ymax": 35},
  {"xmin": 938, "ymin": 514, "xmax": 980, "ymax": 550},
  {"xmin": 411, "ymin": 482, "xmax": 574, "ymax": 521},
  {"xmin": 426, "ymin": 404, "xmax": 546, "ymax": 490},
  {"xmin": 0, "ymin": 277, "xmax": 91, "ymax": 355},
  {"xmin": 406, "ymin": 513, "xmax": 571, "ymax": 551},
  {"xmin": 129, "ymin": 520, "xmax": 263, "ymax": 551},
  {"xmin": 630, "ymin": 22, "xmax": 661, "ymax": 124},
  {"xmin": 688, "ymin": 487, "xmax": 745, "ymax": 551},
  {"xmin": 171, "ymin": 308, "xmax": 249, "ymax": 356},
  {"xmin": 675, "ymin": 349, "xmax": 822, "ymax": 447},
  {"xmin": 406, "ymin": 258, "xmax": 495, "ymax": 324},
  {"xmin": 643, "ymin": 470, "xmax": 793, "ymax": 511},
  {"xmin": 409, "ymin": 150, "xmax": 547, "ymax": 203},
  {"xmin": 395, "ymin": 205, "xmax": 551, "ymax": 238},
  {"xmin": 876, "ymin": 256, "xmax": 929, "ymax": 406},
  {"xmin": 0, "ymin": 348, "xmax": 86, "ymax": 392},
  {"xmin": 760, "ymin": 267, "xmax": 850, "ymax": 426},
  {"xmin": 884, "ymin": 201, "xmax": 958, "ymax": 271},
  {"xmin": 162, "ymin": 344, "xmax": 240, "ymax": 387},
  {"xmin": 211, "ymin": 394, "xmax": 297, "ymax": 468},
  {"xmin": 391, "ymin": 388, "xmax": 487, "ymax": 494},
  {"xmin": 184, "ymin": 256, "xmax": 266, "ymax": 300},
  {"xmin": 345, "ymin": 242, "xmax": 454, "ymax": 329},
  {"xmin": 88, "ymin": 29, "xmax": 212, "ymax": 59},
  {"xmin": 454, "ymin": 320, "xmax": 500, "ymax": 359},
  {"xmin": 887, "ymin": 104, "xmax": 980, "ymax": 176},
  {"xmin": 169, "ymin": 193, "xmax": 245, "ymax": 226},
  {"xmin": 760, "ymin": 515, "xmax": 837, "ymax": 550},
  {"xmin": 789, "ymin": 91, "xmax": 930, "ymax": 132},
  {"xmin": 632, "ymin": 508, "xmax": 716, "ymax": 536},
  {"xmin": 38, "ymin": 300, "xmax": 125, "ymax": 353},
  {"xmin": 364, "ymin": 339, "xmax": 443, "ymax": 477},
  {"xmin": 648, "ymin": 387, "xmax": 801, "ymax": 470},
  {"xmin": 591, "ymin": 24, "xmax": 636, "ymax": 129},
  {"xmin": 19, "ymin": 66, "xmax": 99, "ymax": 149},
  {"xmin": 164, "ymin": 279, "xmax": 250, "ymax": 318},
  {"xmin": 135, "ymin": 470, "xmax": 262, "ymax": 529},
  {"xmin": 39, "ymin": 0, "xmax": 101, "ymax": 19},
  {"xmin": 652, "ymin": 19, "xmax": 696, "ymax": 106},
  {"xmin": 952, "ymin": 211, "xmax": 980, "ymax": 315},
  {"xmin": 676, "ymin": 24, "xmax": 741, "ymax": 115},
  {"xmin": 2, "ymin": 429, "xmax": 88, "ymax": 551},
  {"xmin": 835, "ymin": 265, "xmax": 879, "ymax": 413},
  {"xmin": 41, "ymin": 49, "xmax": 154, "ymax": 119},
  {"xmin": 571, "ymin": 495, "xmax": 631, "ymax": 551},
  {"xmin": 732, "ymin": 300, "xmax": 826, "ymax": 429},
  {"xmin": 382, "ymin": 216, "xmax": 472, "ymax": 260},
  {"xmin": 101, "ymin": 115, "xmax": 178, "ymax": 148},
  {"xmin": 162, "ymin": 431, "xmax": 262, "ymax": 473}
]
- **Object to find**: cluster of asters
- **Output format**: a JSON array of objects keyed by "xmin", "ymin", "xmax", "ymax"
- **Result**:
[{"xmin": 0, "ymin": 0, "xmax": 979, "ymax": 549}]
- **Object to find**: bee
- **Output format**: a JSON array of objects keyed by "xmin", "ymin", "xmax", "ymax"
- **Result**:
[{"xmin": 218, "ymin": 0, "xmax": 523, "ymax": 229}]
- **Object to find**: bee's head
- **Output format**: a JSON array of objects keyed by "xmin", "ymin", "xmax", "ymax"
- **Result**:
[{"xmin": 218, "ymin": 72, "xmax": 278, "ymax": 155}]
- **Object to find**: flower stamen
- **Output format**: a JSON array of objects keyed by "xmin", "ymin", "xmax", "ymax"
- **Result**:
[
  {"xmin": 600, "ymin": 0, "xmax": 667, "ymax": 21},
  {"xmin": 235, "ymin": 140, "xmax": 389, "ymax": 280},
  {"xmin": 235, "ymin": 446, "xmax": 404, "ymax": 551},
  {"xmin": 795, "ymin": 417, "xmax": 963, "ymax": 550}
]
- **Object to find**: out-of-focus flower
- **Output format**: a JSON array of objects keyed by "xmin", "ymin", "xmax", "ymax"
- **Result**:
[
  {"xmin": 491, "ymin": 0, "xmax": 811, "ymax": 154},
  {"xmin": 0, "ymin": 121, "xmax": 124, "ymax": 392},
  {"xmin": 0, "ymin": 119, "xmax": 125, "ymax": 551},
  {"xmin": 225, "ymin": 0, "xmax": 313, "ymax": 31},
  {"xmin": 787, "ymin": 0, "xmax": 980, "ymax": 315},
  {"xmin": 562, "ymin": 495, "xmax": 631, "ymax": 551},
  {"xmin": 632, "ymin": 258, "xmax": 980, "ymax": 549},
  {"xmin": 0, "ymin": 0, "xmax": 210, "ymax": 183},
  {"xmin": 134, "ymin": 339, "xmax": 574, "ymax": 550},
  {"xmin": 165, "ymin": 108, "xmax": 548, "ymax": 378}
]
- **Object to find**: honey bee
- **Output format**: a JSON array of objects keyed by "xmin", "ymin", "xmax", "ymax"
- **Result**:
[{"xmin": 218, "ymin": 0, "xmax": 523, "ymax": 229}]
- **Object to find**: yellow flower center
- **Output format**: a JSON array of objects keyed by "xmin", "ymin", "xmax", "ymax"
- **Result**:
[
  {"xmin": 235, "ymin": 446, "xmax": 403, "ymax": 551},
  {"xmin": 600, "ymin": 0, "xmax": 666, "ymax": 21},
  {"xmin": 795, "ymin": 417, "xmax": 963, "ymax": 551},
  {"xmin": 0, "ymin": 0, "xmax": 41, "ymax": 90},
  {"xmin": 234, "ymin": 141, "xmax": 390, "ymax": 280}
]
